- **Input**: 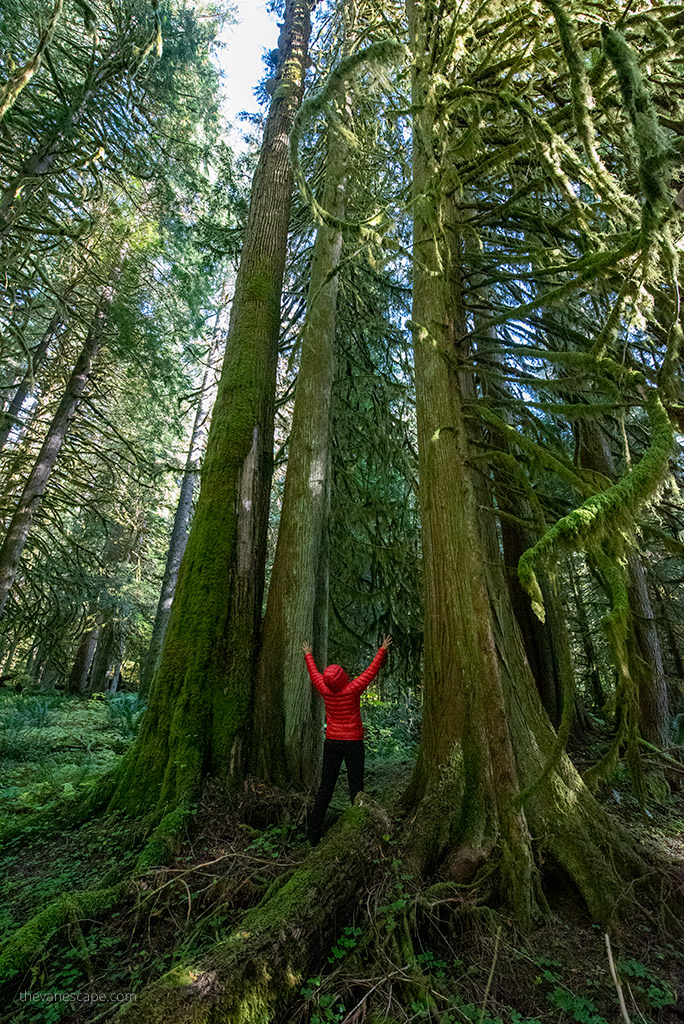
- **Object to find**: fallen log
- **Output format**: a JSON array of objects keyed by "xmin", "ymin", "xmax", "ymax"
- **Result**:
[{"xmin": 116, "ymin": 796, "xmax": 390, "ymax": 1024}]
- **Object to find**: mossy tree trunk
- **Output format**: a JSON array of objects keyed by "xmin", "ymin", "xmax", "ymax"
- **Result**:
[
  {"xmin": 114, "ymin": 801, "xmax": 389, "ymax": 1024},
  {"xmin": 106, "ymin": 0, "xmax": 314, "ymax": 815},
  {"xmin": 251, "ymin": 107, "xmax": 348, "ymax": 788},
  {"xmin": 403, "ymin": 0, "xmax": 649, "ymax": 927}
]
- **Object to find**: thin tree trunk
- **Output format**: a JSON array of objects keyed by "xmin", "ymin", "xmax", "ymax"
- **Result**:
[
  {"xmin": 654, "ymin": 581, "xmax": 684, "ymax": 680},
  {"xmin": 0, "ymin": 637, "xmax": 18, "ymax": 678},
  {"xmin": 626, "ymin": 553, "xmax": 668, "ymax": 746},
  {"xmin": 89, "ymin": 622, "xmax": 117, "ymax": 693},
  {"xmin": 252, "ymin": 103, "xmax": 347, "ymax": 787},
  {"xmin": 107, "ymin": 0, "xmax": 313, "ymax": 814},
  {"xmin": 68, "ymin": 623, "xmax": 101, "ymax": 693},
  {"xmin": 0, "ymin": 306, "xmax": 64, "ymax": 452},
  {"xmin": 139, "ymin": 331, "xmax": 223, "ymax": 696},
  {"xmin": 0, "ymin": 304, "xmax": 106, "ymax": 617},
  {"xmin": 567, "ymin": 559, "xmax": 605, "ymax": 712}
]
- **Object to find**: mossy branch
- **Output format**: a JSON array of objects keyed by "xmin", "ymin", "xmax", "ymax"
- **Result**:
[
  {"xmin": 601, "ymin": 27, "xmax": 676, "ymax": 241},
  {"xmin": 518, "ymin": 392, "xmax": 673, "ymax": 621},
  {"xmin": 0, "ymin": 884, "xmax": 127, "ymax": 985},
  {"xmin": 0, "ymin": 0, "xmax": 64, "ymax": 121}
]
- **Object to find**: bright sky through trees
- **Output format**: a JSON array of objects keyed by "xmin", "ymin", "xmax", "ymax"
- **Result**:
[{"xmin": 218, "ymin": 0, "xmax": 277, "ymax": 131}]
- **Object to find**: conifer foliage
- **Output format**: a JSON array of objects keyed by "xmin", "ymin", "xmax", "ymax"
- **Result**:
[{"xmin": 1, "ymin": 0, "xmax": 684, "ymax": 1020}]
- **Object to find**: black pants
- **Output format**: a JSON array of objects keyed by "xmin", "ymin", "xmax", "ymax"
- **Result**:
[{"xmin": 307, "ymin": 738, "xmax": 365, "ymax": 845}]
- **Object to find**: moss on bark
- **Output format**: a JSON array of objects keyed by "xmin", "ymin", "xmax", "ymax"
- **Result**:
[
  {"xmin": 403, "ymin": 0, "xmax": 657, "ymax": 929},
  {"xmin": 114, "ymin": 799, "xmax": 390, "ymax": 1024},
  {"xmin": 103, "ymin": 0, "xmax": 314, "ymax": 816}
]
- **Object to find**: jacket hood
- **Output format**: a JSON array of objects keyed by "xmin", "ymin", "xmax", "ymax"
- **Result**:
[{"xmin": 323, "ymin": 664, "xmax": 349, "ymax": 693}]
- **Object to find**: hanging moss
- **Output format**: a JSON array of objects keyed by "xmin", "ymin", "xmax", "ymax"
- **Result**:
[
  {"xmin": 518, "ymin": 392, "xmax": 673, "ymax": 621},
  {"xmin": 289, "ymin": 38, "xmax": 406, "ymax": 234},
  {"xmin": 541, "ymin": 0, "xmax": 635, "ymax": 217},
  {"xmin": 601, "ymin": 27, "xmax": 676, "ymax": 240}
]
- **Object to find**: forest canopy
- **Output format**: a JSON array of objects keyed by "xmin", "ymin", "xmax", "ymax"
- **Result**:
[{"xmin": 1, "ymin": 0, "xmax": 684, "ymax": 1022}]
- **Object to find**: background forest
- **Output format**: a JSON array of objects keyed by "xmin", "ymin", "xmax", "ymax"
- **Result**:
[{"xmin": 0, "ymin": 0, "xmax": 684, "ymax": 1022}]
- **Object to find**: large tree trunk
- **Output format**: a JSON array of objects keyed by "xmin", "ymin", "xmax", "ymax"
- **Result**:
[
  {"xmin": 403, "ymin": 0, "xmax": 648, "ymax": 926},
  {"xmin": 115, "ymin": 799, "xmax": 389, "ymax": 1024},
  {"xmin": 579, "ymin": 421, "xmax": 669, "ymax": 746},
  {"xmin": 0, "ymin": 302, "xmax": 106, "ymax": 617},
  {"xmin": 106, "ymin": 0, "xmax": 313, "ymax": 815},
  {"xmin": 139, "ymin": 331, "xmax": 223, "ymax": 695},
  {"xmin": 251, "ymin": 104, "xmax": 348, "ymax": 787}
]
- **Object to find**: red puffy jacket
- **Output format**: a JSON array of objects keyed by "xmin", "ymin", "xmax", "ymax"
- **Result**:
[{"xmin": 305, "ymin": 648, "xmax": 387, "ymax": 741}]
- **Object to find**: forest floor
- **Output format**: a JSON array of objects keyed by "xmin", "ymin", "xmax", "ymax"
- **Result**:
[{"xmin": 0, "ymin": 691, "xmax": 683, "ymax": 1024}]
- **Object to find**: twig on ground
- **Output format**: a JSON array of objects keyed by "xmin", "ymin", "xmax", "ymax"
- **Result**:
[
  {"xmin": 605, "ymin": 931, "xmax": 632, "ymax": 1024},
  {"xmin": 478, "ymin": 925, "xmax": 501, "ymax": 1024}
]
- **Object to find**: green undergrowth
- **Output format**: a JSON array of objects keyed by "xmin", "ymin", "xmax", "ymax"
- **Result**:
[
  {"xmin": 295, "ymin": 846, "xmax": 683, "ymax": 1024},
  {"xmin": 0, "ymin": 692, "xmax": 682, "ymax": 1023},
  {"xmin": 0, "ymin": 783, "xmax": 309, "ymax": 1023},
  {"xmin": 0, "ymin": 691, "xmax": 145, "ymax": 819}
]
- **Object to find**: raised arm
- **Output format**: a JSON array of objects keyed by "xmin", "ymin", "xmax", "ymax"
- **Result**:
[
  {"xmin": 348, "ymin": 637, "xmax": 390, "ymax": 695},
  {"xmin": 303, "ymin": 644, "xmax": 327, "ymax": 696}
]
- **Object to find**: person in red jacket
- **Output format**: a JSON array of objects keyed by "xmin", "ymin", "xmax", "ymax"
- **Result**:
[{"xmin": 302, "ymin": 634, "xmax": 391, "ymax": 845}]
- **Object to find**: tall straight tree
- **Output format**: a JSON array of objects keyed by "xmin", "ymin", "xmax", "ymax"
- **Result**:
[
  {"xmin": 107, "ymin": 0, "xmax": 314, "ymax": 814},
  {"xmin": 251, "ymin": 86, "xmax": 350, "ymax": 787},
  {"xmin": 403, "ymin": 0, "xmax": 655, "ymax": 925}
]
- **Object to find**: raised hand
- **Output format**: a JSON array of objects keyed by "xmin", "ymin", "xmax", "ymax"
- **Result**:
[
  {"xmin": 302, "ymin": 641, "xmax": 312, "ymax": 655},
  {"xmin": 381, "ymin": 634, "xmax": 392, "ymax": 650}
]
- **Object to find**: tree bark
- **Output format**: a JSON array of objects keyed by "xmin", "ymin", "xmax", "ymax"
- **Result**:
[
  {"xmin": 106, "ymin": 0, "xmax": 313, "ymax": 815},
  {"xmin": 498, "ymin": 492, "xmax": 574, "ymax": 728},
  {"xmin": 251, "ymin": 105, "xmax": 348, "ymax": 787},
  {"xmin": 115, "ymin": 799, "xmax": 389, "ymax": 1024},
  {"xmin": 403, "ymin": 0, "xmax": 649, "ymax": 926},
  {"xmin": 567, "ymin": 559, "xmax": 606, "ymax": 712},
  {"xmin": 139, "ymin": 332, "xmax": 223, "ymax": 696},
  {"xmin": 0, "ymin": 302, "xmax": 106, "ymax": 617},
  {"xmin": 67, "ymin": 622, "xmax": 101, "ymax": 693},
  {"xmin": 89, "ymin": 621, "xmax": 123, "ymax": 693},
  {"xmin": 0, "ymin": 305, "xmax": 64, "ymax": 452}
]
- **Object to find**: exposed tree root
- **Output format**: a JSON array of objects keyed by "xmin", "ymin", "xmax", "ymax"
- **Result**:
[
  {"xmin": 0, "ymin": 883, "xmax": 127, "ymax": 985},
  {"xmin": 114, "ymin": 797, "xmax": 391, "ymax": 1024},
  {"xmin": 0, "ymin": 794, "xmax": 197, "ymax": 987}
]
